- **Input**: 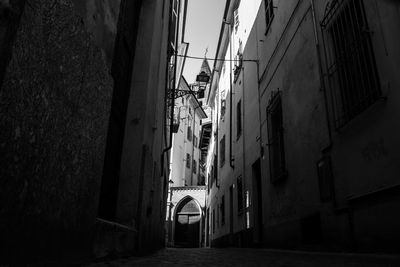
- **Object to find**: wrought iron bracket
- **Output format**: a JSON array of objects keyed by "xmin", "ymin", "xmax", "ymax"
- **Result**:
[{"xmin": 168, "ymin": 89, "xmax": 197, "ymax": 99}]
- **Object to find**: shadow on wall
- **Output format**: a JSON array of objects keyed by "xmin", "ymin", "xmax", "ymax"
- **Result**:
[{"xmin": 0, "ymin": 0, "xmax": 113, "ymax": 263}]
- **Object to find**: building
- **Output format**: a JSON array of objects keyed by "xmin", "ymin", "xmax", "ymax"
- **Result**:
[
  {"xmin": 206, "ymin": 0, "xmax": 400, "ymax": 252},
  {"xmin": 166, "ymin": 60, "xmax": 210, "ymax": 247},
  {"xmin": 205, "ymin": 0, "xmax": 262, "ymax": 248},
  {"xmin": 0, "ymin": 0, "xmax": 179, "ymax": 263}
]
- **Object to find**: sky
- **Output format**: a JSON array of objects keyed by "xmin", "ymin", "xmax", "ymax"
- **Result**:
[{"xmin": 182, "ymin": 0, "xmax": 227, "ymax": 83}]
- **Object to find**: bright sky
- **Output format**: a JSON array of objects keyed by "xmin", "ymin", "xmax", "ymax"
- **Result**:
[{"xmin": 183, "ymin": 0, "xmax": 227, "ymax": 83}]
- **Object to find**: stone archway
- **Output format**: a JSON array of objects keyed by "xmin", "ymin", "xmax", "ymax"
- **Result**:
[{"xmin": 174, "ymin": 197, "xmax": 201, "ymax": 247}]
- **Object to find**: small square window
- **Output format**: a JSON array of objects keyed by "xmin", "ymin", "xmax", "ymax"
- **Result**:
[{"xmin": 186, "ymin": 153, "xmax": 191, "ymax": 168}]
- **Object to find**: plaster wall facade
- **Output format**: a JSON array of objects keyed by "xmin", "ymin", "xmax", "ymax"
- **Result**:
[
  {"xmin": 0, "ymin": 0, "xmax": 173, "ymax": 262},
  {"xmin": 206, "ymin": 0, "xmax": 400, "ymax": 252},
  {"xmin": 206, "ymin": 0, "xmax": 262, "ymax": 245}
]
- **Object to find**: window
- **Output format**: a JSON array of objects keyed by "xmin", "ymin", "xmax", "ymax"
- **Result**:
[
  {"xmin": 267, "ymin": 91, "xmax": 287, "ymax": 183},
  {"xmin": 220, "ymin": 135, "xmax": 226, "ymax": 167},
  {"xmin": 233, "ymin": 53, "xmax": 243, "ymax": 83},
  {"xmin": 321, "ymin": 0, "xmax": 381, "ymax": 128},
  {"xmin": 198, "ymin": 175, "xmax": 205, "ymax": 186},
  {"xmin": 193, "ymin": 159, "xmax": 197, "ymax": 174},
  {"xmin": 212, "ymin": 209, "xmax": 215, "ymax": 233},
  {"xmin": 169, "ymin": 0, "xmax": 179, "ymax": 50},
  {"xmin": 264, "ymin": 0, "xmax": 274, "ymax": 33},
  {"xmin": 211, "ymin": 154, "xmax": 218, "ymax": 187},
  {"xmin": 220, "ymin": 99, "xmax": 226, "ymax": 120},
  {"xmin": 237, "ymin": 176, "xmax": 243, "ymax": 214},
  {"xmin": 211, "ymin": 165, "xmax": 214, "ymax": 186},
  {"xmin": 187, "ymin": 126, "xmax": 192, "ymax": 141},
  {"xmin": 245, "ymin": 190, "xmax": 250, "ymax": 229},
  {"xmin": 213, "ymin": 155, "xmax": 218, "ymax": 185},
  {"xmin": 236, "ymin": 100, "xmax": 242, "ymax": 139},
  {"xmin": 207, "ymin": 173, "xmax": 211, "ymax": 192},
  {"xmin": 186, "ymin": 153, "xmax": 191, "ymax": 168},
  {"xmin": 217, "ymin": 205, "xmax": 219, "ymax": 227},
  {"xmin": 234, "ymin": 8, "xmax": 239, "ymax": 34},
  {"xmin": 221, "ymin": 195, "xmax": 225, "ymax": 225},
  {"xmin": 317, "ymin": 155, "xmax": 334, "ymax": 202},
  {"xmin": 193, "ymin": 135, "xmax": 198, "ymax": 147}
]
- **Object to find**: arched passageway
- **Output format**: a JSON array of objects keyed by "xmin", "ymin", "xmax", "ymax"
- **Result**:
[{"xmin": 174, "ymin": 197, "xmax": 201, "ymax": 247}]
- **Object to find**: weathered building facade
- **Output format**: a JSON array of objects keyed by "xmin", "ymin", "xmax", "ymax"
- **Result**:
[
  {"xmin": 0, "ymin": 0, "xmax": 177, "ymax": 263},
  {"xmin": 166, "ymin": 60, "xmax": 209, "ymax": 247},
  {"xmin": 206, "ymin": 0, "xmax": 400, "ymax": 252}
]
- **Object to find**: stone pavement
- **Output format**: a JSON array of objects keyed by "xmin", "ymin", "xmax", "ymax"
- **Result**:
[{"xmin": 86, "ymin": 248, "xmax": 400, "ymax": 267}]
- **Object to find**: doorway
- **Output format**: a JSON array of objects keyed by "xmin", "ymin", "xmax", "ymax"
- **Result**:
[
  {"xmin": 174, "ymin": 197, "xmax": 201, "ymax": 247},
  {"xmin": 252, "ymin": 158, "xmax": 263, "ymax": 244}
]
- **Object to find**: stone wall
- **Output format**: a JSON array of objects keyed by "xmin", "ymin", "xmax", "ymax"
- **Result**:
[{"xmin": 0, "ymin": 0, "xmax": 113, "ymax": 263}]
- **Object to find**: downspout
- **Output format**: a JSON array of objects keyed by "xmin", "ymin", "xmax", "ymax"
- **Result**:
[
  {"xmin": 216, "ymin": 81, "xmax": 220, "ymax": 188},
  {"xmin": 253, "ymin": 6, "xmax": 263, "ymax": 161},
  {"xmin": 228, "ymin": 20, "xmax": 235, "ymax": 169},
  {"xmin": 163, "ymin": 0, "xmax": 181, "ymax": 156},
  {"xmin": 310, "ymin": 0, "xmax": 332, "ymax": 148}
]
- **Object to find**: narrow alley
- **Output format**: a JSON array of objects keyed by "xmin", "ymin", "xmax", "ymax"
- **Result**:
[{"xmin": 1, "ymin": 0, "xmax": 400, "ymax": 266}]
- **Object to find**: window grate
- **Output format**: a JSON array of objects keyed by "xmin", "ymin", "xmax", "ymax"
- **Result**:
[
  {"xmin": 264, "ymin": 0, "xmax": 274, "ymax": 34},
  {"xmin": 321, "ymin": 0, "xmax": 381, "ymax": 129}
]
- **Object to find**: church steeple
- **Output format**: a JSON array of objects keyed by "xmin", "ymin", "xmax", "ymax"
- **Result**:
[{"xmin": 199, "ymin": 57, "xmax": 212, "ymax": 78}]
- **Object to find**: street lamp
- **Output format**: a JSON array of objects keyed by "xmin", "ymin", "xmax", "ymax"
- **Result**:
[
  {"xmin": 168, "ymin": 71, "xmax": 210, "ymax": 100},
  {"xmin": 195, "ymin": 71, "xmax": 210, "ymax": 99}
]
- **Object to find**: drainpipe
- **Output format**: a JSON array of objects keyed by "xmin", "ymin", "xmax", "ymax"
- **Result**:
[
  {"xmin": 310, "ymin": 0, "xmax": 332, "ymax": 148},
  {"xmin": 226, "ymin": 20, "xmax": 235, "ymax": 169},
  {"xmin": 215, "ymin": 81, "xmax": 220, "ymax": 188},
  {"xmin": 163, "ymin": 0, "xmax": 181, "ymax": 156}
]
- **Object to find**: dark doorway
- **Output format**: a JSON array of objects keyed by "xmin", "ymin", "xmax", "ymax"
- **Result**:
[
  {"xmin": 174, "ymin": 198, "xmax": 201, "ymax": 247},
  {"xmin": 229, "ymin": 185, "xmax": 234, "ymax": 234},
  {"xmin": 301, "ymin": 212, "xmax": 322, "ymax": 244},
  {"xmin": 252, "ymin": 158, "xmax": 263, "ymax": 244}
]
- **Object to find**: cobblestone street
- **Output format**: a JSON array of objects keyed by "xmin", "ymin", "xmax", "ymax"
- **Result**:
[{"xmin": 87, "ymin": 248, "xmax": 400, "ymax": 267}]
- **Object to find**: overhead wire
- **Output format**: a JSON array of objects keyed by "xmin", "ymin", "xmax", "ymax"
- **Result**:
[{"xmin": 175, "ymin": 54, "xmax": 258, "ymax": 62}]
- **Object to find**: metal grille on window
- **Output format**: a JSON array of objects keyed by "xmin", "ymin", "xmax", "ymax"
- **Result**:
[
  {"xmin": 321, "ymin": 0, "xmax": 381, "ymax": 129},
  {"xmin": 264, "ymin": 0, "xmax": 274, "ymax": 33},
  {"xmin": 267, "ymin": 91, "xmax": 287, "ymax": 183},
  {"xmin": 234, "ymin": 9, "xmax": 239, "ymax": 34},
  {"xmin": 169, "ymin": 0, "xmax": 178, "ymax": 52}
]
